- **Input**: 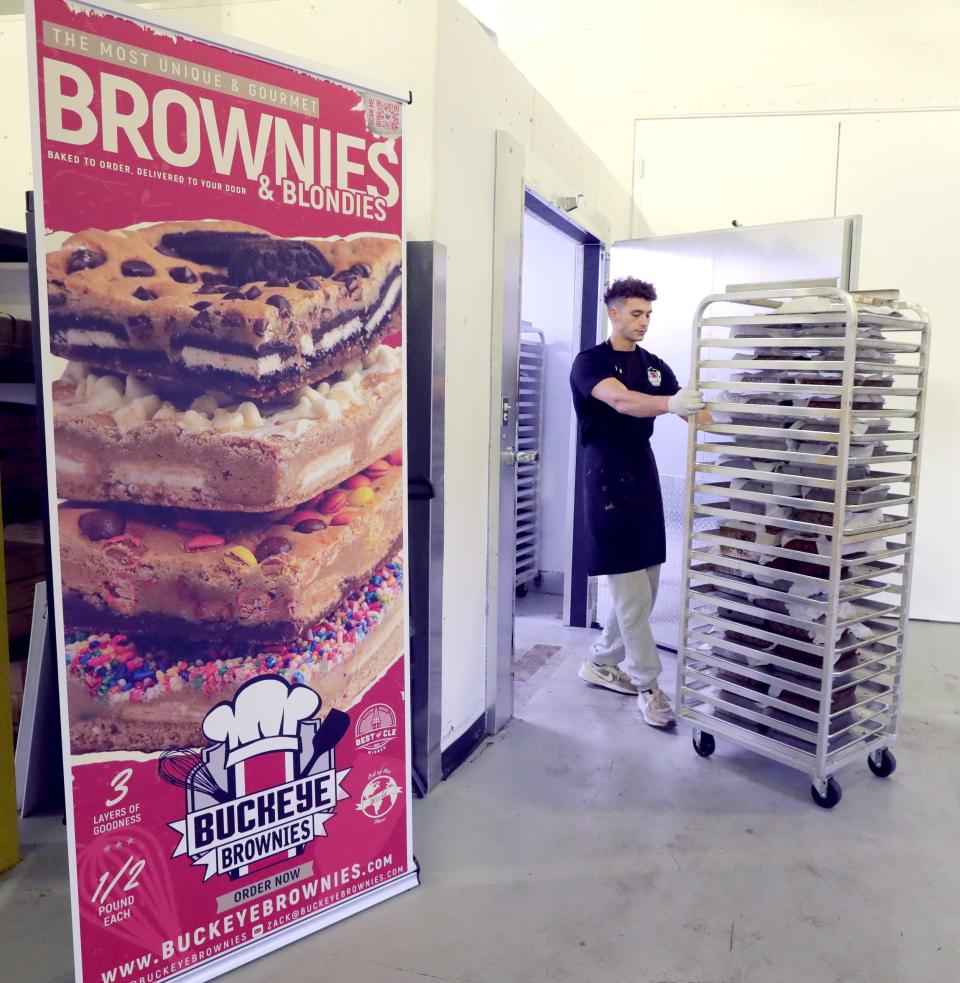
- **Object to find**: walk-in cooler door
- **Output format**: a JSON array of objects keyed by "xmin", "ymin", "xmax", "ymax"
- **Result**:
[{"xmin": 607, "ymin": 217, "xmax": 861, "ymax": 650}]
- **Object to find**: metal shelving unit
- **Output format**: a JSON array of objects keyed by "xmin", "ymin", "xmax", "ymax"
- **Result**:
[
  {"xmin": 676, "ymin": 284, "xmax": 930, "ymax": 807},
  {"xmin": 515, "ymin": 325, "xmax": 545, "ymax": 591}
]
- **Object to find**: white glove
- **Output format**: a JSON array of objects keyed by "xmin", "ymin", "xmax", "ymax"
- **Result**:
[{"xmin": 667, "ymin": 388, "xmax": 705, "ymax": 417}]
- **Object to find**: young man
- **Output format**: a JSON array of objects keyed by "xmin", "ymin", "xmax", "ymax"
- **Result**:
[{"xmin": 569, "ymin": 277, "xmax": 704, "ymax": 728}]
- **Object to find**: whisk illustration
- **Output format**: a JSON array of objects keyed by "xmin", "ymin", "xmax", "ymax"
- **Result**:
[{"xmin": 158, "ymin": 749, "xmax": 230, "ymax": 803}]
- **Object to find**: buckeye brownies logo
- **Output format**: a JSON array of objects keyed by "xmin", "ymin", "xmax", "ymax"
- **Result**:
[
  {"xmin": 160, "ymin": 676, "xmax": 351, "ymax": 881},
  {"xmin": 354, "ymin": 703, "xmax": 398, "ymax": 754}
]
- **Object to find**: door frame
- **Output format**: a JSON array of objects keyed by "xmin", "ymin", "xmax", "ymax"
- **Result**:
[
  {"xmin": 486, "ymin": 132, "xmax": 606, "ymax": 735},
  {"xmin": 523, "ymin": 189, "xmax": 606, "ymax": 629}
]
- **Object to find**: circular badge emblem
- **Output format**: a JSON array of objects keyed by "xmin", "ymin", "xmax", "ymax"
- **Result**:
[
  {"xmin": 355, "ymin": 703, "xmax": 398, "ymax": 753},
  {"xmin": 357, "ymin": 774, "xmax": 402, "ymax": 820}
]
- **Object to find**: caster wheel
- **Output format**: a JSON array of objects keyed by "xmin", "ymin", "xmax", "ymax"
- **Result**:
[
  {"xmin": 868, "ymin": 748, "xmax": 896, "ymax": 778},
  {"xmin": 515, "ymin": 584, "xmax": 527, "ymax": 598},
  {"xmin": 810, "ymin": 777, "xmax": 842, "ymax": 809},
  {"xmin": 692, "ymin": 732, "xmax": 716, "ymax": 758}
]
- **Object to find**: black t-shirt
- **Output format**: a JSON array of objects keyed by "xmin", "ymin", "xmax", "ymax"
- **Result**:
[
  {"xmin": 569, "ymin": 341, "xmax": 679, "ymax": 449},
  {"xmin": 568, "ymin": 341, "xmax": 680, "ymax": 575}
]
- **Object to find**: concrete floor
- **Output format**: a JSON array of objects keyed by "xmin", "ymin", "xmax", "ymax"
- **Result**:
[{"xmin": 3, "ymin": 613, "xmax": 959, "ymax": 983}]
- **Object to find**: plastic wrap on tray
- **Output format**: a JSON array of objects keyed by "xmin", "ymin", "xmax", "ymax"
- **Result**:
[
  {"xmin": 801, "ymin": 482, "xmax": 890, "ymax": 505},
  {"xmin": 728, "ymin": 323, "xmax": 797, "ymax": 339},
  {"xmin": 729, "ymin": 473, "xmax": 801, "ymax": 501},
  {"xmin": 712, "ymin": 520, "xmax": 784, "ymax": 563},
  {"xmin": 792, "ymin": 438, "xmax": 888, "ymax": 460},
  {"xmin": 771, "ymin": 642, "xmax": 859, "ymax": 673},
  {"xmin": 716, "ymin": 454, "xmax": 780, "ymax": 474},
  {"xmin": 781, "ymin": 529, "xmax": 889, "ymax": 560},
  {"xmin": 794, "ymin": 370, "xmax": 894, "ymax": 388},
  {"xmin": 793, "ymin": 462, "xmax": 871, "ymax": 481},
  {"xmin": 731, "ymin": 369, "xmax": 791, "ymax": 384},
  {"xmin": 755, "ymin": 592, "xmax": 879, "ymax": 645},
  {"xmin": 767, "ymin": 668, "xmax": 859, "ymax": 716}
]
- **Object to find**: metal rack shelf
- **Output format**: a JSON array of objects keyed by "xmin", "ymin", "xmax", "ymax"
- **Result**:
[
  {"xmin": 698, "ymin": 336, "xmax": 921, "ymax": 353},
  {"xmin": 701, "ymin": 312, "xmax": 927, "ymax": 330},
  {"xmin": 515, "ymin": 325, "xmax": 545, "ymax": 590},
  {"xmin": 699, "ymin": 359, "xmax": 922, "ymax": 374},
  {"xmin": 677, "ymin": 285, "xmax": 929, "ymax": 808}
]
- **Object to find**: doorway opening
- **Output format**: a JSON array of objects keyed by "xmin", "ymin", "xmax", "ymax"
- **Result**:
[
  {"xmin": 510, "ymin": 191, "xmax": 603, "ymax": 713},
  {"xmin": 489, "ymin": 184, "xmax": 860, "ymax": 733}
]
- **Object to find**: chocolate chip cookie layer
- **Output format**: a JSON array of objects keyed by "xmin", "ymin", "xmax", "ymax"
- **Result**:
[{"xmin": 47, "ymin": 221, "xmax": 402, "ymax": 400}]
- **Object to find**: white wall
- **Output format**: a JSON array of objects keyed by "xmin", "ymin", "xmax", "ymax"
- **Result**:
[
  {"xmin": 464, "ymin": 0, "xmax": 960, "ymax": 207},
  {"xmin": 627, "ymin": 111, "xmax": 959, "ymax": 622},
  {"xmin": 0, "ymin": 0, "xmax": 633, "ymax": 747},
  {"xmin": 631, "ymin": 116, "xmax": 840, "ymax": 236},
  {"xmin": 520, "ymin": 210, "xmax": 579, "ymax": 580},
  {"xmin": 835, "ymin": 112, "xmax": 960, "ymax": 622}
]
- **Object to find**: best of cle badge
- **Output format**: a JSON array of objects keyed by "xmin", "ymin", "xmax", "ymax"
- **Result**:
[
  {"xmin": 161, "ymin": 676, "xmax": 351, "ymax": 882},
  {"xmin": 354, "ymin": 703, "xmax": 398, "ymax": 754}
]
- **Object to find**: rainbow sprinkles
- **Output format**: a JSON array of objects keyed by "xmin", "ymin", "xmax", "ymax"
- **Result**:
[{"xmin": 66, "ymin": 558, "xmax": 403, "ymax": 704}]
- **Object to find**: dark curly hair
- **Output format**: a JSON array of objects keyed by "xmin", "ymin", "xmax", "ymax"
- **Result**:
[{"xmin": 603, "ymin": 277, "xmax": 657, "ymax": 306}]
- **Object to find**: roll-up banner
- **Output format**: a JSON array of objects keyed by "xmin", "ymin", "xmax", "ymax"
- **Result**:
[{"xmin": 25, "ymin": 1, "xmax": 415, "ymax": 978}]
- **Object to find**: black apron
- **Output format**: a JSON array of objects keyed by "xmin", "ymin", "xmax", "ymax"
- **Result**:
[
  {"xmin": 583, "ymin": 440, "xmax": 666, "ymax": 576},
  {"xmin": 569, "ymin": 341, "xmax": 678, "ymax": 577}
]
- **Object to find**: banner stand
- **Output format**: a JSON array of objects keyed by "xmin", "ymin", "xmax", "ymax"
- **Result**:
[{"xmin": 26, "ymin": 1, "xmax": 416, "ymax": 978}]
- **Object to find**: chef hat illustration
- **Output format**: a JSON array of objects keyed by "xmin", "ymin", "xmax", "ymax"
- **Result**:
[{"xmin": 202, "ymin": 677, "xmax": 320, "ymax": 769}]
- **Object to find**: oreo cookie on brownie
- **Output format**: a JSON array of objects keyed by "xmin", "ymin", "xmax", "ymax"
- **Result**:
[{"xmin": 47, "ymin": 221, "xmax": 402, "ymax": 400}]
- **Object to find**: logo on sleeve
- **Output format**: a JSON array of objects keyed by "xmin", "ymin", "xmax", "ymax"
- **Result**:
[{"xmin": 647, "ymin": 368, "xmax": 662, "ymax": 386}]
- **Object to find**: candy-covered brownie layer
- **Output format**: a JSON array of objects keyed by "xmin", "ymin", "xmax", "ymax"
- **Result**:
[
  {"xmin": 66, "ymin": 558, "xmax": 404, "ymax": 753},
  {"xmin": 47, "ymin": 221, "xmax": 402, "ymax": 399},
  {"xmin": 53, "ymin": 345, "xmax": 402, "ymax": 511},
  {"xmin": 59, "ymin": 454, "xmax": 403, "ymax": 643}
]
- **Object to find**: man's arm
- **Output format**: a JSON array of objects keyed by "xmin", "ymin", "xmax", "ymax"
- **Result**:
[
  {"xmin": 591, "ymin": 377, "xmax": 706, "ymax": 419},
  {"xmin": 590, "ymin": 377, "xmax": 670, "ymax": 418}
]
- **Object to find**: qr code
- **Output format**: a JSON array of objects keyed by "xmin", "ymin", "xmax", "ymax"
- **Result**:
[{"xmin": 364, "ymin": 95, "xmax": 402, "ymax": 136}]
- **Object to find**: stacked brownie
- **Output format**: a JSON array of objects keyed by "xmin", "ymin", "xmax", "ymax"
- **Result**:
[
  {"xmin": 48, "ymin": 222, "xmax": 405, "ymax": 753},
  {"xmin": 710, "ymin": 625, "xmax": 862, "ymax": 734}
]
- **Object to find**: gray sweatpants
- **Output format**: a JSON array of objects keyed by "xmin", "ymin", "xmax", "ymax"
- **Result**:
[{"xmin": 591, "ymin": 565, "xmax": 662, "ymax": 690}]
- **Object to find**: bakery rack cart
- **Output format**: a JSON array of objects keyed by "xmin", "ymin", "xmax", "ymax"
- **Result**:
[
  {"xmin": 514, "ymin": 324, "xmax": 545, "ymax": 594},
  {"xmin": 676, "ymin": 284, "xmax": 929, "ymax": 808}
]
